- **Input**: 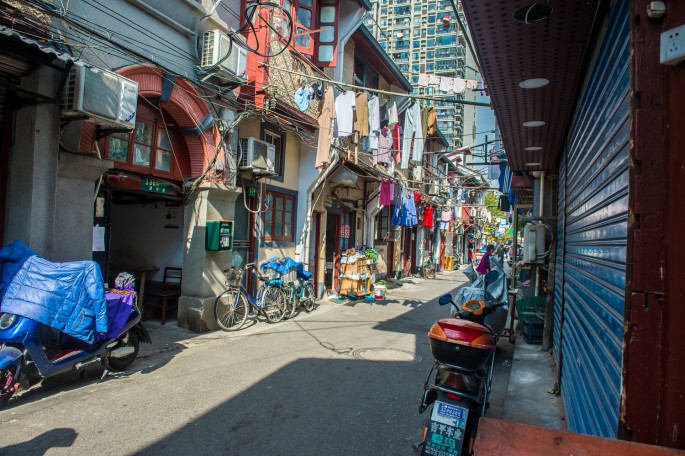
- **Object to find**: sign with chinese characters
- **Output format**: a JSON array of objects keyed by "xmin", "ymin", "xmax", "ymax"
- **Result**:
[
  {"xmin": 142, "ymin": 176, "xmax": 174, "ymax": 195},
  {"xmin": 340, "ymin": 225, "xmax": 351, "ymax": 239},
  {"xmin": 421, "ymin": 400, "xmax": 469, "ymax": 456}
]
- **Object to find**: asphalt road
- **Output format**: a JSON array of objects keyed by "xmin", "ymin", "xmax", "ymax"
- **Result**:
[{"xmin": 0, "ymin": 270, "xmax": 513, "ymax": 455}]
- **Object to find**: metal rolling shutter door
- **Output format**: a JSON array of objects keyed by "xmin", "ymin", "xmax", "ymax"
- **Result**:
[
  {"xmin": 559, "ymin": 0, "xmax": 630, "ymax": 438},
  {"xmin": 553, "ymin": 153, "xmax": 565, "ymax": 371}
]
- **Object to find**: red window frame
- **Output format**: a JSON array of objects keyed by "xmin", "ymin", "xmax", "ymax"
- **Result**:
[
  {"xmin": 264, "ymin": 191, "xmax": 295, "ymax": 242},
  {"xmin": 100, "ymin": 103, "xmax": 189, "ymax": 181},
  {"xmin": 240, "ymin": 0, "xmax": 339, "ymax": 67}
]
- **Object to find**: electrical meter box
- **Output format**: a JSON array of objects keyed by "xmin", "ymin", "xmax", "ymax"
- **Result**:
[{"xmin": 206, "ymin": 220, "xmax": 234, "ymax": 251}]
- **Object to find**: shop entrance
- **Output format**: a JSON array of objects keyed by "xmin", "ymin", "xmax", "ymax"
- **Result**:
[{"xmin": 324, "ymin": 211, "xmax": 354, "ymax": 292}]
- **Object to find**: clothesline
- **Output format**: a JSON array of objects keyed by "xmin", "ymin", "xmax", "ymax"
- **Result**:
[{"xmin": 259, "ymin": 63, "xmax": 491, "ymax": 107}]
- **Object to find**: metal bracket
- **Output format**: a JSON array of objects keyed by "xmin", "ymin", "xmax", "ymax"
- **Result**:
[{"xmin": 96, "ymin": 126, "xmax": 132, "ymax": 141}]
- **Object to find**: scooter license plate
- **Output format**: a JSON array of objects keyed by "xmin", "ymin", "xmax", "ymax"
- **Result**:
[{"xmin": 422, "ymin": 401, "xmax": 469, "ymax": 456}]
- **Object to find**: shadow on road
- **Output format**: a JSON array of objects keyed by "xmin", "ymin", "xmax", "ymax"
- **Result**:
[
  {"xmin": 0, "ymin": 428, "xmax": 77, "ymax": 454},
  {"xmin": 129, "ymin": 277, "xmax": 513, "ymax": 456}
]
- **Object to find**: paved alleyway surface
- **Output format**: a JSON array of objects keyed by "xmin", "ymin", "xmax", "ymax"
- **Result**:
[{"xmin": 0, "ymin": 271, "xmax": 515, "ymax": 455}]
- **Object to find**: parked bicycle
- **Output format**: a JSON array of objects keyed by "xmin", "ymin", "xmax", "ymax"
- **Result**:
[
  {"xmin": 283, "ymin": 275, "xmax": 316, "ymax": 319},
  {"xmin": 260, "ymin": 259, "xmax": 316, "ymax": 319},
  {"xmin": 214, "ymin": 262, "xmax": 287, "ymax": 331}
]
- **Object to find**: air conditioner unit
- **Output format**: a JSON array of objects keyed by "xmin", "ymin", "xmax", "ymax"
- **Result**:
[
  {"xmin": 523, "ymin": 224, "xmax": 546, "ymax": 264},
  {"xmin": 239, "ymin": 137, "xmax": 276, "ymax": 175},
  {"xmin": 62, "ymin": 66, "xmax": 138, "ymax": 130},
  {"xmin": 201, "ymin": 29, "xmax": 247, "ymax": 80},
  {"xmin": 427, "ymin": 179, "xmax": 440, "ymax": 196}
]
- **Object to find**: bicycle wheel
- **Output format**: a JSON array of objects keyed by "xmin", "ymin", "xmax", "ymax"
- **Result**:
[
  {"xmin": 302, "ymin": 281, "xmax": 316, "ymax": 312},
  {"xmin": 286, "ymin": 286, "xmax": 299, "ymax": 319},
  {"xmin": 261, "ymin": 285, "xmax": 287, "ymax": 323},
  {"xmin": 215, "ymin": 288, "xmax": 248, "ymax": 331}
]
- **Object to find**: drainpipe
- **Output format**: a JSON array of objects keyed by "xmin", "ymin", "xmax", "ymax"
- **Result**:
[
  {"xmin": 302, "ymin": 152, "xmax": 341, "ymax": 268},
  {"xmin": 333, "ymin": 11, "xmax": 368, "ymax": 82}
]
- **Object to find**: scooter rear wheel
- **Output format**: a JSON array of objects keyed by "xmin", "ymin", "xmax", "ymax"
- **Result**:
[{"xmin": 108, "ymin": 332, "xmax": 140, "ymax": 371}]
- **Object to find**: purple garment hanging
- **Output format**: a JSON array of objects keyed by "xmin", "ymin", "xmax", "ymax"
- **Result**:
[{"xmin": 379, "ymin": 179, "xmax": 393, "ymax": 205}]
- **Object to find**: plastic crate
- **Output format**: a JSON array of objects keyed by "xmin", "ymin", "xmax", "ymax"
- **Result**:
[
  {"xmin": 515, "ymin": 296, "xmax": 546, "ymax": 321},
  {"xmin": 521, "ymin": 314, "xmax": 544, "ymax": 344}
]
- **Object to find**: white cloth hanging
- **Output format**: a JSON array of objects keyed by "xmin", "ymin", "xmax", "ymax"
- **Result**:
[
  {"xmin": 401, "ymin": 101, "xmax": 424, "ymax": 169},
  {"xmin": 367, "ymin": 95, "xmax": 380, "ymax": 150},
  {"xmin": 334, "ymin": 90, "xmax": 356, "ymax": 137},
  {"xmin": 388, "ymin": 102, "xmax": 399, "ymax": 126}
]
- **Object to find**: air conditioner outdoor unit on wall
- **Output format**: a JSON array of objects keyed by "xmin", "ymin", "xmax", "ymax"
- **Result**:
[
  {"xmin": 239, "ymin": 137, "xmax": 276, "ymax": 175},
  {"xmin": 201, "ymin": 29, "xmax": 247, "ymax": 79},
  {"xmin": 427, "ymin": 179, "xmax": 440, "ymax": 196},
  {"xmin": 62, "ymin": 66, "xmax": 138, "ymax": 130},
  {"xmin": 523, "ymin": 224, "xmax": 546, "ymax": 264}
]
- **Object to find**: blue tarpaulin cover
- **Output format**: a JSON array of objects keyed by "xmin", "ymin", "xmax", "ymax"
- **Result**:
[
  {"xmin": 260, "ymin": 257, "xmax": 312, "ymax": 280},
  {"xmin": 0, "ymin": 242, "xmax": 110, "ymax": 344}
]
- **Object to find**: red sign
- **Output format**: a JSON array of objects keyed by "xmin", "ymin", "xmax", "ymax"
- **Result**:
[{"xmin": 340, "ymin": 225, "xmax": 350, "ymax": 238}]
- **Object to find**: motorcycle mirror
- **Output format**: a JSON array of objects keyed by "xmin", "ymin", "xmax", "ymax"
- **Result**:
[{"xmin": 438, "ymin": 294, "xmax": 453, "ymax": 306}]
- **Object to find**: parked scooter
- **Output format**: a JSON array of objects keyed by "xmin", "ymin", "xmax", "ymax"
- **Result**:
[
  {"xmin": 413, "ymin": 292, "xmax": 508, "ymax": 455},
  {"xmin": 0, "ymin": 273, "xmax": 151, "ymax": 408}
]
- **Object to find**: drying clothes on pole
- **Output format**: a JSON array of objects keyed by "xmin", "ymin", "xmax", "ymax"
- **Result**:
[
  {"xmin": 379, "ymin": 179, "xmax": 394, "ymax": 205},
  {"xmin": 453, "ymin": 78, "xmax": 467, "ymax": 94},
  {"xmin": 418, "ymin": 73, "xmax": 430, "ymax": 87},
  {"xmin": 441, "ymin": 209, "xmax": 452, "ymax": 222},
  {"xmin": 439, "ymin": 77, "xmax": 453, "ymax": 93},
  {"xmin": 334, "ymin": 90, "xmax": 356, "ymax": 137},
  {"xmin": 401, "ymin": 101, "xmax": 424, "ymax": 168},
  {"xmin": 426, "ymin": 107, "xmax": 437, "ymax": 135},
  {"xmin": 422, "ymin": 206, "xmax": 434, "ymax": 229},
  {"xmin": 392, "ymin": 187, "xmax": 418, "ymax": 227},
  {"xmin": 429, "ymin": 74, "xmax": 440, "ymax": 85},
  {"xmin": 315, "ymin": 85, "xmax": 336, "ymax": 169},
  {"xmin": 466, "ymin": 80, "xmax": 479, "ymax": 90},
  {"xmin": 295, "ymin": 85, "xmax": 314, "ymax": 111},
  {"xmin": 379, "ymin": 102, "xmax": 389, "ymax": 128},
  {"xmin": 354, "ymin": 91, "xmax": 369, "ymax": 137},
  {"xmin": 376, "ymin": 128, "xmax": 393, "ymax": 164},
  {"xmin": 367, "ymin": 95, "xmax": 380, "ymax": 151},
  {"xmin": 388, "ymin": 102, "xmax": 398, "ymax": 126},
  {"xmin": 393, "ymin": 123, "xmax": 402, "ymax": 152}
]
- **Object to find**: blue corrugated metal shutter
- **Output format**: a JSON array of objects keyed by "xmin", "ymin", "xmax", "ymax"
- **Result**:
[
  {"xmin": 553, "ymin": 154, "xmax": 565, "ymax": 370},
  {"xmin": 555, "ymin": 0, "xmax": 630, "ymax": 438}
]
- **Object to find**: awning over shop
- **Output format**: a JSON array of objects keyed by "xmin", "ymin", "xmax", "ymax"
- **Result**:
[{"xmin": 0, "ymin": 25, "xmax": 83, "ymax": 67}]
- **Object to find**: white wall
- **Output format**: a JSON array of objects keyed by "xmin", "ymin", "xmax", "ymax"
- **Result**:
[
  {"xmin": 295, "ymin": 145, "xmax": 318, "ymax": 264},
  {"xmin": 109, "ymin": 201, "xmax": 184, "ymax": 282}
]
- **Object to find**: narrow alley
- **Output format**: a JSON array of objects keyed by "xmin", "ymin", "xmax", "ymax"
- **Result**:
[{"xmin": 0, "ymin": 271, "xmax": 521, "ymax": 455}]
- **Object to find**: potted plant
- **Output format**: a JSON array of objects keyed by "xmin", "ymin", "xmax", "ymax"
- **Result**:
[{"xmin": 364, "ymin": 248, "xmax": 378, "ymax": 265}]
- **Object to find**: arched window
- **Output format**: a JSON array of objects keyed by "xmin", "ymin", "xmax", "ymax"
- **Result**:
[{"xmin": 101, "ymin": 102, "xmax": 190, "ymax": 181}]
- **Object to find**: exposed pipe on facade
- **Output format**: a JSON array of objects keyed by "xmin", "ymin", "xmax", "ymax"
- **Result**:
[
  {"xmin": 333, "ymin": 11, "xmax": 368, "ymax": 83},
  {"xmin": 302, "ymin": 151, "xmax": 341, "ymax": 269}
]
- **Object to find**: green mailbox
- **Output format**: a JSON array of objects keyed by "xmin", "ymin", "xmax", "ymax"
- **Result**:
[{"xmin": 206, "ymin": 220, "xmax": 234, "ymax": 251}]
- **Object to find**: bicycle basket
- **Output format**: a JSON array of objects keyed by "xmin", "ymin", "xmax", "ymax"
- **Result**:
[
  {"xmin": 224, "ymin": 267, "xmax": 244, "ymax": 287},
  {"xmin": 262, "ymin": 267, "xmax": 281, "ymax": 280},
  {"xmin": 282, "ymin": 267, "xmax": 297, "ymax": 283}
]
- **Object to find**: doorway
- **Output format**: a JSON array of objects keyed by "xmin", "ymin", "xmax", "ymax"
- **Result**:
[{"xmin": 324, "ymin": 211, "xmax": 355, "ymax": 292}]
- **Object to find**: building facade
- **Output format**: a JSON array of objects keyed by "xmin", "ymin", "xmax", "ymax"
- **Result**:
[{"xmin": 366, "ymin": 0, "xmax": 479, "ymax": 151}]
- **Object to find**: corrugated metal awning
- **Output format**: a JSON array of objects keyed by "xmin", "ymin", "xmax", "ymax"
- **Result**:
[{"xmin": 0, "ymin": 25, "xmax": 84, "ymax": 68}]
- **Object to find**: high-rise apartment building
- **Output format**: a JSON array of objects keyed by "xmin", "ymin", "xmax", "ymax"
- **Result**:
[{"xmin": 366, "ymin": 0, "xmax": 479, "ymax": 151}]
